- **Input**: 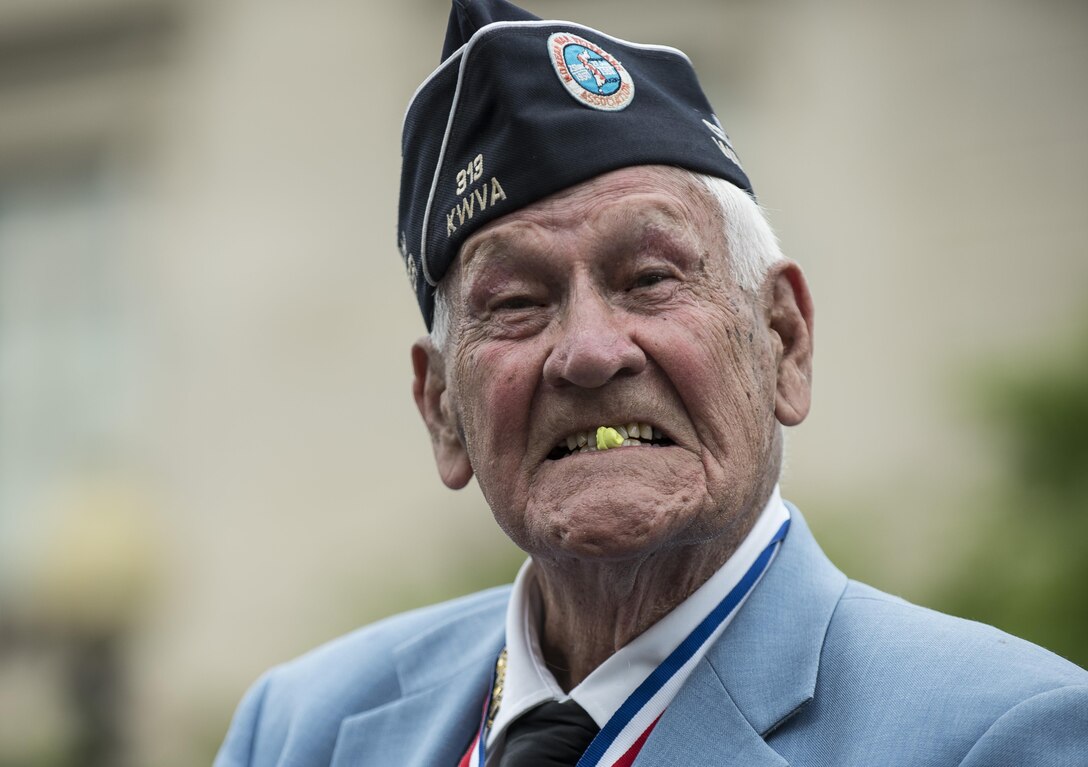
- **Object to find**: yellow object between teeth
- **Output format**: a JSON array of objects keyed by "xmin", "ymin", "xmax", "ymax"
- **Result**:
[{"xmin": 596, "ymin": 426, "xmax": 625, "ymax": 450}]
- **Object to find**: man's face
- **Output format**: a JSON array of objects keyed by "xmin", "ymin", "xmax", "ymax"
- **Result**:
[{"xmin": 413, "ymin": 166, "xmax": 812, "ymax": 562}]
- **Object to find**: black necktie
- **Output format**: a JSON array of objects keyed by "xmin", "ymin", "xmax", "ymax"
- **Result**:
[{"xmin": 497, "ymin": 698, "xmax": 601, "ymax": 766}]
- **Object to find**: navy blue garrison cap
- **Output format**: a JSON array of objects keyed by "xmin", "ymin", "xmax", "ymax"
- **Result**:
[{"xmin": 398, "ymin": 0, "xmax": 752, "ymax": 329}]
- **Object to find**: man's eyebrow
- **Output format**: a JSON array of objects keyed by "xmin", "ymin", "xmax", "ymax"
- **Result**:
[
  {"xmin": 458, "ymin": 225, "xmax": 535, "ymax": 272},
  {"xmin": 622, "ymin": 204, "xmax": 703, "ymax": 253}
]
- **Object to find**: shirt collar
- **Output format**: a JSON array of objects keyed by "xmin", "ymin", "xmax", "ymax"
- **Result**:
[{"xmin": 489, "ymin": 485, "xmax": 790, "ymax": 744}]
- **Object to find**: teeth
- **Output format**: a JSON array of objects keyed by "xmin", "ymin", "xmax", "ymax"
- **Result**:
[{"xmin": 559, "ymin": 424, "xmax": 664, "ymax": 456}]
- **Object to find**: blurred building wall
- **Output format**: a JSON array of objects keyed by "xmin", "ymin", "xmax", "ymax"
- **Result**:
[{"xmin": 0, "ymin": 0, "xmax": 1084, "ymax": 763}]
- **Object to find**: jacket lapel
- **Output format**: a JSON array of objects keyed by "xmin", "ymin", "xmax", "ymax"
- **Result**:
[
  {"xmin": 632, "ymin": 656, "xmax": 790, "ymax": 766},
  {"xmin": 635, "ymin": 508, "xmax": 847, "ymax": 765},
  {"xmin": 330, "ymin": 598, "xmax": 506, "ymax": 767}
]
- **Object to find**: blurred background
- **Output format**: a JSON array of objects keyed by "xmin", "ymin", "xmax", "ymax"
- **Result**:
[{"xmin": 0, "ymin": 0, "xmax": 1084, "ymax": 763}]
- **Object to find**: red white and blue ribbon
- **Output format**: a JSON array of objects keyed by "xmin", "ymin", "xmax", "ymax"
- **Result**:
[{"xmin": 460, "ymin": 516, "xmax": 790, "ymax": 767}]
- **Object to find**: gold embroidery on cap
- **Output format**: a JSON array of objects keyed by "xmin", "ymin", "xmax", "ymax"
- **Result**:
[{"xmin": 445, "ymin": 152, "xmax": 507, "ymax": 238}]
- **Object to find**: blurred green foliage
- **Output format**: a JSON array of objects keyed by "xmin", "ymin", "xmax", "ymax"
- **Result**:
[{"xmin": 931, "ymin": 338, "xmax": 1088, "ymax": 667}]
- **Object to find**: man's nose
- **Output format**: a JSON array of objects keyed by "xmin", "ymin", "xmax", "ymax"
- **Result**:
[{"xmin": 543, "ymin": 292, "xmax": 647, "ymax": 389}]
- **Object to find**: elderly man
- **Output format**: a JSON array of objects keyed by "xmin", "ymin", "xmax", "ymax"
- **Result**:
[{"xmin": 215, "ymin": 1, "xmax": 1088, "ymax": 765}]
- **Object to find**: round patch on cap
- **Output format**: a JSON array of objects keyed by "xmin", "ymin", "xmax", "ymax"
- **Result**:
[{"xmin": 548, "ymin": 32, "xmax": 634, "ymax": 111}]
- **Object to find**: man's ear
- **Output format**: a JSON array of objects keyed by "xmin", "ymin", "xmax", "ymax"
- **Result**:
[
  {"xmin": 764, "ymin": 261, "xmax": 814, "ymax": 427},
  {"xmin": 411, "ymin": 337, "xmax": 473, "ymax": 489}
]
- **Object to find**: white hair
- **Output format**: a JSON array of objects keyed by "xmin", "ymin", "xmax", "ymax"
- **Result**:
[
  {"xmin": 691, "ymin": 172, "xmax": 785, "ymax": 292},
  {"xmin": 430, "ymin": 170, "xmax": 784, "ymax": 349},
  {"xmin": 430, "ymin": 282, "xmax": 452, "ymax": 350}
]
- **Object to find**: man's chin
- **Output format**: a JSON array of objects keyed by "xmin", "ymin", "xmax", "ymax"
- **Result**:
[{"xmin": 516, "ymin": 479, "xmax": 706, "ymax": 562}]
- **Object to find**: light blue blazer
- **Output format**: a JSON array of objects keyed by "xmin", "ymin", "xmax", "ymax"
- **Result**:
[{"xmin": 215, "ymin": 511, "xmax": 1088, "ymax": 765}]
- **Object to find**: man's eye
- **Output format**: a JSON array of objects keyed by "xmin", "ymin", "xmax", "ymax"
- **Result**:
[
  {"xmin": 493, "ymin": 296, "xmax": 537, "ymax": 311},
  {"xmin": 631, "ymin": 272, "xmax": 670, "ymax": 289}
]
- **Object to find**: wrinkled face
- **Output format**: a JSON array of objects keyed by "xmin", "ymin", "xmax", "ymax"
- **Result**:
[{"xmin": 419, "ymin": 167, "xmax": 810, "ymax": 563}]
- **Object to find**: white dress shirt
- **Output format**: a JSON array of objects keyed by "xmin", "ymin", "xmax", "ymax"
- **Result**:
[{"xmin": 485, "ymin": 485, "xmax": 790, "ymax": 763}]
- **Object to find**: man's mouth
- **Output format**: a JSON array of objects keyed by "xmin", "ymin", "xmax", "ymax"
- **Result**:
[{"xmin": 547, "ymin": 423, "xmax": 675, "ymax": 460}]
